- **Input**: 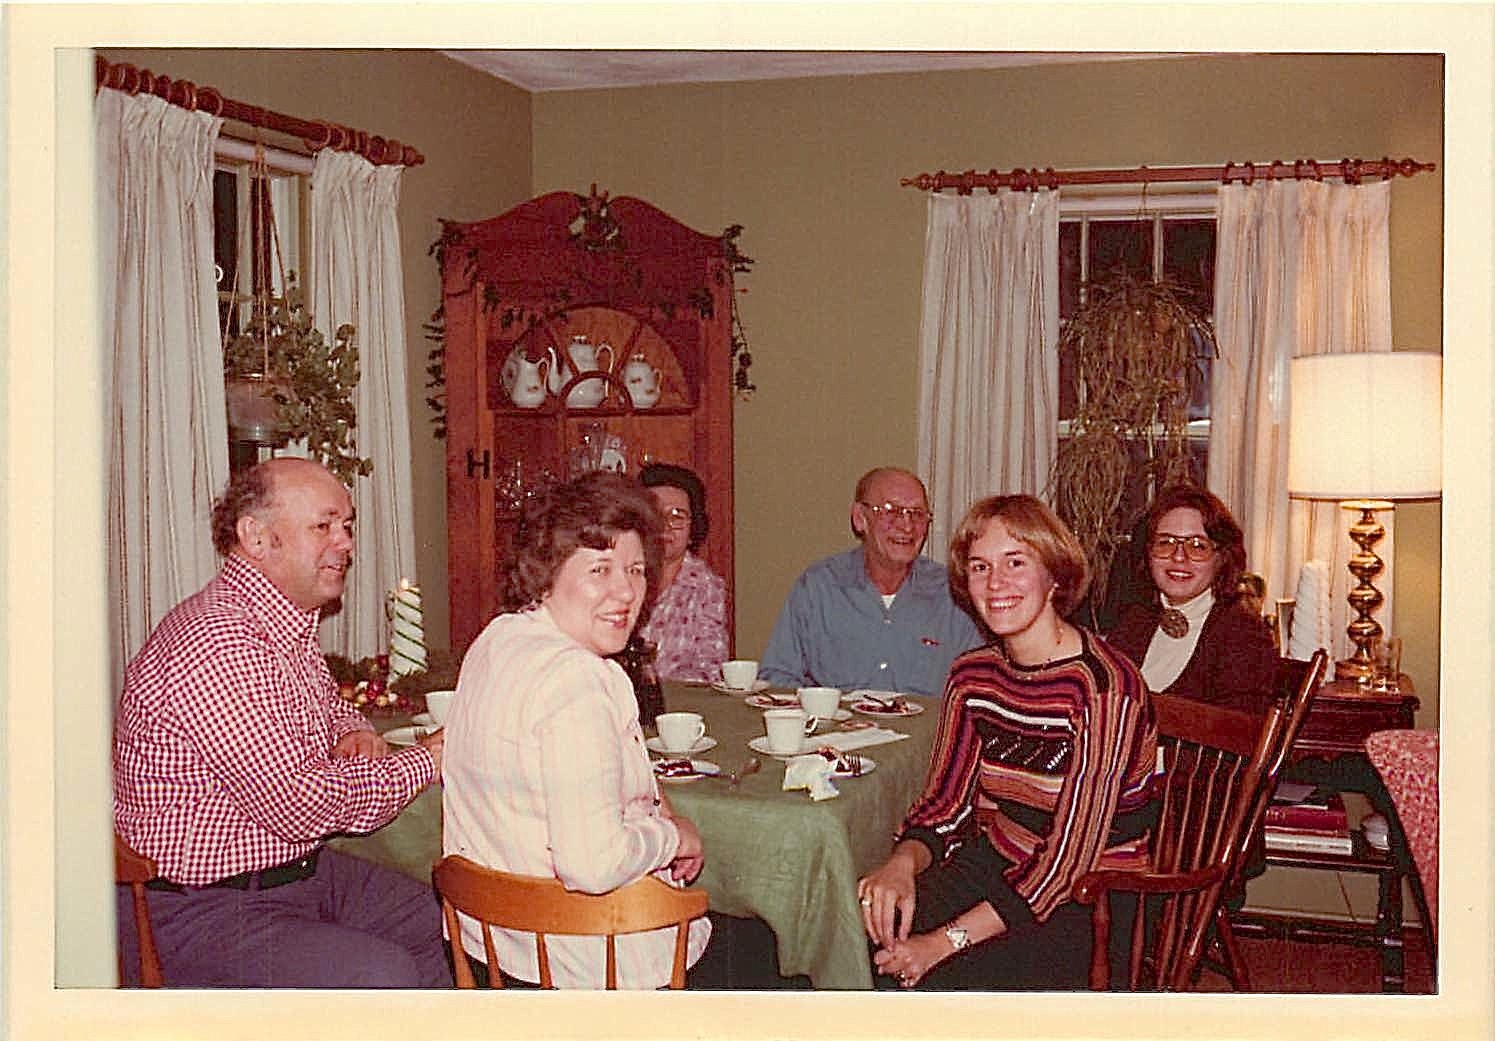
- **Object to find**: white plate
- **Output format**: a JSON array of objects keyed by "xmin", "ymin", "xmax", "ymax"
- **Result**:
[
  {"xmin": 848, "ymin": 696, "xmax": 925, "ymax": 718},
  {"xmin": 646, "ymin": 735, "xmax": 718, "ymax": 757},
  {"xmin": 652, "ymin": 759, "xmax": 722, "ymax": 783},
  {"xmin": 384, "ymin": 726, "xmax": 420, "ymax": 747},
  {"xmin": 744, "ymin": 692, "xmax": 802, "ymax": 709},
  {"xmin": 746, "ymin": 735, "xmax": 838, "ymax": 760},
  {"xmin": 827, "ymin": 754, "xmax": 876, "ymax": 779},
  {"xmin": 711, "ymin": 679, "xmax": 770, "ymax": 695},
  {"xmin": 410, "ymin": 713, "xmax": 434, "ymax": 727}
]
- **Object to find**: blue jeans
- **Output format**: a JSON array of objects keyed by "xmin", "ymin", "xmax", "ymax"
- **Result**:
[{"xmin": 117, "ymin": 849, "xmax": 451, "ymax": 988}]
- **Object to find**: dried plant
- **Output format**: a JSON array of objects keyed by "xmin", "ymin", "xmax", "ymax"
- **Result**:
[{"xmin": 1049, "ymin": 269, "xmax": 1216, "ymax": 615}]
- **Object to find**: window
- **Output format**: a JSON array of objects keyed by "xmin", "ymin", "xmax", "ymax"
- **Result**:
[
  {"xmin": 212, "ymin": 142, "xmax": 310, "ymax": 468},
  {"xmin": 212, "ymin": 157, "xmax": 307, "ymax": 338},
  {"xmin": 1057, "ymin": 191, "xmax": 1217, "ymax": 527}
]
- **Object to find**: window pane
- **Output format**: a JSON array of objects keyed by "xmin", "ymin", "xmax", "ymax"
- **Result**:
[
  {"xmin": 1087, "ymin": 219, "xmax": 1151, "ymax": 282},
  {"xmin": 213, "ymin": 169, "xmax": 240, "ymax": 336},
  {"xmin": 1162, "ymin": 219, "xmax": 1216, "ymax": 308}
]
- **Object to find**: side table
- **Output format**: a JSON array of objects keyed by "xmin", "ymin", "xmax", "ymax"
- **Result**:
[{"xmin": 1229, "ymin": 675, "xmax": 1420, "ymax": 992}]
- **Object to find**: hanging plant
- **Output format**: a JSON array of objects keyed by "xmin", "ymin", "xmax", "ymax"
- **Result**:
[
  {"xmin": 1049, "ymin": 268, "xmax": 1217, "ymax": 618},
  {"xmin": 223, "ymin": 273, "xmax": 372, "ymax": 485}
]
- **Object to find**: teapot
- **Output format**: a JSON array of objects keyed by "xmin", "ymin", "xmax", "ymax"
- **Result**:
[
  {"xmin": 501, "ymin": 347, "xmax": 550, "ymax": 409},
  {"xmin": 547, "ymin": 335, "xmax": 615, "ymax": 409},
  {"xmin": 620, "ymin": 353, "xmax": 661, "ymax": 409}
]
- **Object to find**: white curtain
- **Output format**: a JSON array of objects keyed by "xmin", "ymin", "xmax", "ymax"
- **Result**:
[
  {"xmin": 1210, "ymin": 179, "xmax": 1393, "ymax": 663},
  {"xmin": 97, "ymin": 88, "xmax": 230, "ymax": 696},
  {"xmin": 309, "ymin": 150, "xmax": 418, "ymax": 660},
  {"xmin": 916, "ymin": 190, "xmax": 1060, "ymax": 558}
]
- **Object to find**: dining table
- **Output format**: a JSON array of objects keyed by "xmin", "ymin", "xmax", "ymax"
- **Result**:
[{"xmin": 329, "ymin": 680, "xmax": 942, "ymax": 990}]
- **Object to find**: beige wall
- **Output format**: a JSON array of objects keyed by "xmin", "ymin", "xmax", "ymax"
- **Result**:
[
  {"xmin": 532, "ymin": 53, "xmax": 1444, "ymax": 724},
  {"xmin": 531, "ymin": 55, "xmax": 1444, "ymax": 925},
  {"xmin": 100, "ymin": 47, "xmax": 535, "ymax": 652}
]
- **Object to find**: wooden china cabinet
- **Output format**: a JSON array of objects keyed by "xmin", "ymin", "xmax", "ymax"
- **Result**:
[{"xmin": 437, "ymin": 189, "xmax": 737, "ymax": 652}]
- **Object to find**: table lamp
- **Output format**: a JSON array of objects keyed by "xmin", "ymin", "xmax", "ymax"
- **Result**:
[{"xmin": 1287, "ymin": 351, "xmax": 1442, "ymax": 680}]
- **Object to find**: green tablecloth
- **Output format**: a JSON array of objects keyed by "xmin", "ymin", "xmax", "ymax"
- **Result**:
[{"xmin": 330, "ymin": 684, "xmax": 940, "ymax": 990}]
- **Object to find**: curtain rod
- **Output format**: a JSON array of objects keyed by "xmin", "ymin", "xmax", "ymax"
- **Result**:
[
  {"xmin": 901, "ymin": 156, "xmax": 1433, "ymax": 194},
  {"xmin": 95, "ymin": 56, "xmax": 424, "ymax": 168}
]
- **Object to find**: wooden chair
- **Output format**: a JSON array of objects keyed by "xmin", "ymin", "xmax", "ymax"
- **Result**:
[
  {"xmin": 432, "ymin": 855, "xmax": 709, "ymax": 989},
  {"xmin": 114, "ymin": 833, "xmax": 165, "ymax": 988},
  {"xmin": 1072, "ymin": 649, "xmax": 1327, "ymax": 991},
  {"xmin": 1207, "ymin": 651, "xmax": 1328, "ymax": 987}
]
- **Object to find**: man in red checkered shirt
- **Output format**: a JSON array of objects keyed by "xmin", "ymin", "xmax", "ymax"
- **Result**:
[{"xmin": 113, "ymin": 457, "xmax": 451, "ymax": 987}]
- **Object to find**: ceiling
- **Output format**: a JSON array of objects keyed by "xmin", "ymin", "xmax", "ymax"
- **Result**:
[{"xmin": 441, "ymin": 50, "xmax": 1187, "ymax": 93}]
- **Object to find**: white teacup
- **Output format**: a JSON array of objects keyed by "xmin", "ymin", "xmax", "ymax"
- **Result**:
[
  {"xmin": 656, "ymin": 711, "xmax": 707, "ymax": 753},
  {"xmin": 797, "ymin": 686, "xmax": 841, "ymax": 721},
  {"xmin": 423, "ymin": 690, "xmax": 455, "ymax": 725},
  {"xmin": 721, "ymin": 659, "xmax": 760, "ymax": 690},
  {"xmin": 764, "ymin": 708, "xmax": 817, "ymax": 755}
]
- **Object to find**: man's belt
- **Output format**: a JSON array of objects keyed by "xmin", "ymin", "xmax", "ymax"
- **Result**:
[{"xmin": 145, "ymin": 849, "xmax": 321, "ymax": 893}]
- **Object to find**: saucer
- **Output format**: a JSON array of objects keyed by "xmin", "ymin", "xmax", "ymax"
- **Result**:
[
  {"xmin": 711, "ymin": 679, "xmax": 770, "ymax": 695},
  {"xmin": 810, "ymin": 709, "xmax": 854, "ymax": 725},
  {"xmin": 652, "ymin": 759, "xmax": 722, "ymax": 783},
  {"xmin": 646, "ymin": 735, "xmax": 718, "ymax": 757},
  {"xmin": 410, "ymin": 713, "xmax": 434, "ymax": 727},
  {"xmin": 384, "ymin": 726, "xmax": 420, "ymax": 747},
  {"xmin": 748, "ymin": 735, "xmax": 827, "ymax": 761},
  {"xmin": 848, "ymin": 695, "xmax": 924, "ymax": 717},
  {"xmin": 744, "ymin": 693, "xmax": 802, "ymax": 710}
]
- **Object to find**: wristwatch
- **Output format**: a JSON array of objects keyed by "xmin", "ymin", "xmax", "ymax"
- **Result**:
[{"xmin": 944, "ymin": 924, "xmax": 971, "ymax": 952}]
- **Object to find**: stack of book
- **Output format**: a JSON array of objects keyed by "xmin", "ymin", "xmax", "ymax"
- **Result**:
[{"xmin": 1263, "ymin": 780, "xmax": 1354, "ymax": 856}]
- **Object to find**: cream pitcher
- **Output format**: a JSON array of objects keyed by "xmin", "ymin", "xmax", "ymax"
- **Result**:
[
  {"xmin": 501, "ymin": 346, "xmax": 550, "ymax": 409},
  {"xmin": 620, "ymin": 353, "xmax": 661, "ymax": 408},
  {"xmin": 547, "ymin": 334, "xmax": 615, "ymax": 409}
]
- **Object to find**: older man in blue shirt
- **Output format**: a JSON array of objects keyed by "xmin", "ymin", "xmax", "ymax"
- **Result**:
[{"xmin": 760, "ymin": 468, "xmax": 983, "ymax": 697}]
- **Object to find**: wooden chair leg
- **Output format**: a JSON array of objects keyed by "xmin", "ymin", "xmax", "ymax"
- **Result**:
[{"xmin": 1212, "ymin": 906, "xmax": 1250, "ymax": 991}]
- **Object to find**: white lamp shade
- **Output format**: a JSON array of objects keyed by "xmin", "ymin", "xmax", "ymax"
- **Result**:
[{"xmin": 1287, "ymin": 351, "xmax": 1442, "ymax": 500}]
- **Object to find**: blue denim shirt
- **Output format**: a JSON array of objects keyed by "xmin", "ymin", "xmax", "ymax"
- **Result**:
[{"xmin": 758, "ymin": 547, "xmax": 984, "ymax": 697}]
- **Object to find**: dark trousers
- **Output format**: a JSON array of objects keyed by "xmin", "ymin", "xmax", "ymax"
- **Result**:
[
  {"xmin": 871, "ymin": 836, "xmax": 1136, "ymax": 991},
  {"xmin": 117, "ymin": 849, "xmax": 452, "ymax": 988}
]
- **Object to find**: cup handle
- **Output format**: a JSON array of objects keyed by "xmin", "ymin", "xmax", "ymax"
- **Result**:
[
  {"xmin": 691, "ymin": 721, "xmax": 706, "ymax": 745},
  {"xmin": 802, "ymin": 717, "xmax": 819, "ymax": 735}
]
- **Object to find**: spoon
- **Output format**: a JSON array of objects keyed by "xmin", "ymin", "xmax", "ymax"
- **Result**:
[{"xmin": 727, "ymin": 756, "xmax": 761, "ymax": 789}]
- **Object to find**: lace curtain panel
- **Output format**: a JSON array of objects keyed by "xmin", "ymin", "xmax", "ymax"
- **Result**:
[
  {"xmin": 309, "ymin": 150, "xmax": 419, "ymax": 660},
  {"xmin": 1210, "ymin": 179, "xmax": 1394, "ymax": 666},
  {"xmin": 97, "ymin": 88, "xmax": 230, "ymax": 695},
  {"xmin": 915, "ymin": 190, "xmax": 1059, "ymax": 559}
]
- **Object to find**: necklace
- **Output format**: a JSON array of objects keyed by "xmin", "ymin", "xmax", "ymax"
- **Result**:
[{"xmin": 1159, "ymin": 607, "xmax": 1189, "ymax": 639}]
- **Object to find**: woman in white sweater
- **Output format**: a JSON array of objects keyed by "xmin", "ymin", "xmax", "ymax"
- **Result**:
[{"xmin": 442, "ymin": 471, "xmax": 711, "ymax": 989}]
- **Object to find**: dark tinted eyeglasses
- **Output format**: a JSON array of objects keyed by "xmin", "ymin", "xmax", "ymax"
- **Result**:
[{"xmin": 1148, "ymin": 534, "xmax": 1217, "ymax": 562}]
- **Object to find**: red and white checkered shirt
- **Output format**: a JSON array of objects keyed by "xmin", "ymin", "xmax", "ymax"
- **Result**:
[{"xmin": 113, "ymin": 555, "xmax": 435, "ymax": 885}]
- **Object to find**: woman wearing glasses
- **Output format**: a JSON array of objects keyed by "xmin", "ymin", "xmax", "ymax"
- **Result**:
[
  {"xmin": 637, "ymin": 463, "xmax": 730, "ymax": 683},
  {"xmin": 1106, "ymin": 485, "xmax": 1277, "ymax": 710}
]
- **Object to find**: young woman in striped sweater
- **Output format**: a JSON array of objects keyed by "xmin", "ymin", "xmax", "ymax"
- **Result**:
[{"xmin": 857, "ymin": 495, "xmax": 1157, "ymax": 990}]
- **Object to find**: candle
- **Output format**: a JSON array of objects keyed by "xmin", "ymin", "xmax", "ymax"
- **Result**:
[{"xmin": 388, "ymin": 579, "xmax": 428, "ymax": 677}]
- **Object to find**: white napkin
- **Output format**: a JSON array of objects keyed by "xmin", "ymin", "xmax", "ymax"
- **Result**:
[
  {"xmin": 810, "ymin": 727, "xmax": 910, "ymax": 753},
  {"xmin": 782, "ymin": 755, "xmax": 841, "ymax": 801}
]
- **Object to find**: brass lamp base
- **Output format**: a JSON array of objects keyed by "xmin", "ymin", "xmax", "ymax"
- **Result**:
[{"xmin": 1336, "ymin": 499, "xmax": 1392, "ymax": 681}]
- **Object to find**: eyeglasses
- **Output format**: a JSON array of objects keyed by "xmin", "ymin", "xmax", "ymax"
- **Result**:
[
  {"xmin": 1148, "ymin": 534, "xmax": 1217, "ymax": 562},
  {"xmin": 661, "ymin": 507, "xmax": 692, "ymax": 530},
  {"xmin": 859, "ymin": 501, "xmax": 933, "ymax": 526}
]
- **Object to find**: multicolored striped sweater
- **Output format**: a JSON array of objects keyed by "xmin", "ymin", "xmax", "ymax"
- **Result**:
[{"xmin": 898, "ymin": 628, "xmax": 1157, "ymax": 922}]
